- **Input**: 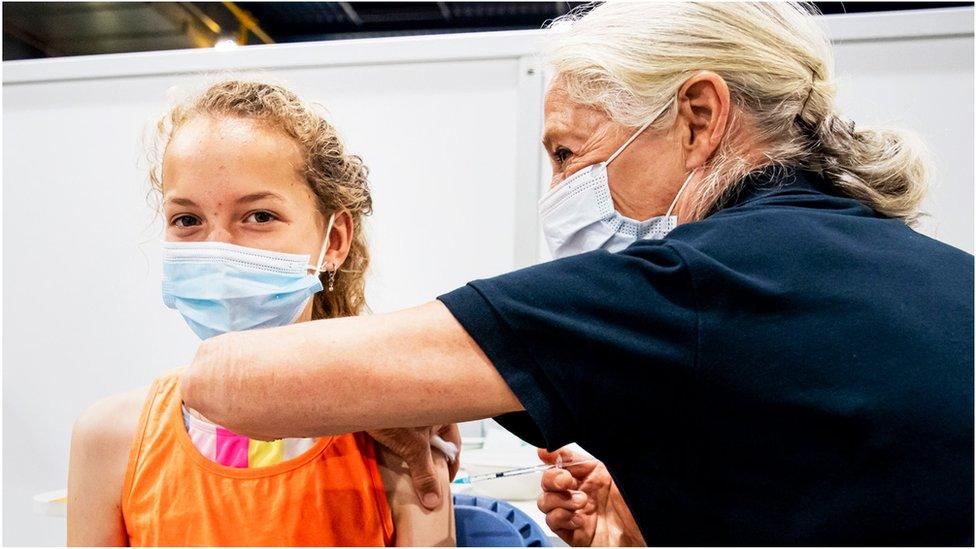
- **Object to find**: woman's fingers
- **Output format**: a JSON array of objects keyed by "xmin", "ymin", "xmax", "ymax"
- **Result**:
[
  {"xmin": 538, "ymin": 446, "xmax": 599, "ymax": 479},
  {"xmin": 552, "ymin": 528, "xmax": 575, "ymax": 545},
  {"xmin": 538, "ymin": 446, "xmax": 580, "ymax": 465},
  {"xmin": 545, "ymin": 507, "xmax": 583, "ymax": 532},
  {"xmin": 369, "ymin": 427, "xmax": 444, "ymax": 509},
  {"xmin": 537, "ymin": 490, "xmax": 587, "ymax": 513},
  {"xmin": 542, "ymin": 467, "xmax": 578, "ymax": 491},
  {"xmin": 538, "ymin": 446, "xmax": 601, "ymax": 545}
]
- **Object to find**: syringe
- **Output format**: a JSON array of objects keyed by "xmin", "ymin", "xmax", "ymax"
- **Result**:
[{"xmin": 452, "ymin": 456, "xmax": 596, "ymax": 484}]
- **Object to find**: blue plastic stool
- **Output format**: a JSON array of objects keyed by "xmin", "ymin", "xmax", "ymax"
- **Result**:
[{"xmin": 453, "ymin": 494, "xmax": 550, "ymax": 547}]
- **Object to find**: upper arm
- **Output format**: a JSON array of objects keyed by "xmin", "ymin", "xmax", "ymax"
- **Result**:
[
  {"xmin": 377, "ymin": 445, "xmax": 455, "ymax": 547},
  {"xmin": 186, "ymin": 300, "xmax": 524, "ymax": 440},
  {"xmin": 67, "ymin": 387, "xmax": 147, "ymax": 547},
  {"xmin": 349, "ymin": 300, "xmax": 525, "ymax": 427}
]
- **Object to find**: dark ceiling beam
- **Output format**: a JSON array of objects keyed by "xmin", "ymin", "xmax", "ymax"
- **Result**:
[
  {"xmin": 148, "ymin": 2, "xmax": 221, "ymax": 48},
  {"xmin": 437, "ymin": 2, "xmax": 453, "ymax": 21},
  {"xmin": 15, "ymin": 2, "xmax": 150, "ymax": 16},
  {"xmin": 43, "ymin": 29, "xmax": 186, "ymax": 44},
  {"xmin": 2, "ymin": 19, "xmax": 63, "ymax": 57},
  {"xmin": 222, "ymin": 1, "xmax": 275, "ymax": 44},
  {"xmin": 338, "ymin": 2, "xmax": 364, "ymax": 26},
  {"xmin": 179, "ymin": 2, "xmax": 224, "ymax": 35}
]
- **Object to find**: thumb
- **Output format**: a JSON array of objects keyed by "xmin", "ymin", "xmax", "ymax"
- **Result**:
[
  {"xmin": 538, "ymin": 445, "xmax": 582, "ymax": 465},
  {"xmin": 405, "ymin": 445, "xmax": 443, "ymax": 510},
  {"xmin": 538, "ymin": 446, "xmax": 598, "ymax": 479}
]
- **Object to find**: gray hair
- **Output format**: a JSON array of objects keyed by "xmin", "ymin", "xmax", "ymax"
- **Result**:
[{"xmin": 544, "ymin": 2, "xmax": 930, "ymax": 224}]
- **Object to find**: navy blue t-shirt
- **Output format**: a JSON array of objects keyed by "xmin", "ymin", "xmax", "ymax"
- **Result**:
[{"xmin": 438, "ymin": 167, "xmax": 974, "ymax": 545}]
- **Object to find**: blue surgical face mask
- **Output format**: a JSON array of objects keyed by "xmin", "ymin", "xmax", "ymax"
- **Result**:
[
  {"xmin": 161, "ymin": 214, "xmax": 336, "ymax": 340},
  {"xmin": 538, "ymin": 99, "xmax": 694, "ymax": 259}
]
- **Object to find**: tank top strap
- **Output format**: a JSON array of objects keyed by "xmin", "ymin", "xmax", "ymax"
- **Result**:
[{"xmin": 120, "ymin": 370, "xmax": 181, "ymax": 513}]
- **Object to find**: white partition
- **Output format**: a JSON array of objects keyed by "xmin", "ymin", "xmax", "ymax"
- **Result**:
[
  {"xmin": 2, "ymin": 8, "xmax": 972, "ymax": 546},
  {"xmin": 826, "ymin": 8, "xmax": 974, "ymax": 254}
]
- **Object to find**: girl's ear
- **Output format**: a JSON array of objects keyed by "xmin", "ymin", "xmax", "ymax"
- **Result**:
[{"xmin": 319, "ymin": 211, "xmax": 354, "ymax": 270}]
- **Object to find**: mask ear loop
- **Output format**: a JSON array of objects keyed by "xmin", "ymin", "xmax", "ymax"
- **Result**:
[
  {"xmin": 665, "ymin": 171, "xmax": 696, "ymax": 219},
  {"xmin": 606, "ymin": 98, "xmax": 675, "ymax": 167},
  {"xmin": 312, "ymin": 213, "xmax": 337, "ymax": 274},
  {"xmin": 606, "ymin": 118, "xmax": 655, "ymax": 166}
]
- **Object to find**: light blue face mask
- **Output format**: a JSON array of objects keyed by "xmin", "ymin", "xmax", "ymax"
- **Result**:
[{"xmin": 161, "ymin": 215, "xmax": 336, "ymax": 340}]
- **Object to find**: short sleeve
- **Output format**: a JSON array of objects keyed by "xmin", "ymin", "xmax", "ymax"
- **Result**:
[{"xmin": 437, "ymin": 242, "xmax": 699, "ymax": 451}]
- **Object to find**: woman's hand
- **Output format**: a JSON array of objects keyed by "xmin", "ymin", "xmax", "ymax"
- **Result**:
[
  {"xmin": 536, "ymin": 447, "xmax": 646, "ymax": 547},
  {"xmin": 369, "ymin": 424, "xmax": 461, "ymax": 510}
]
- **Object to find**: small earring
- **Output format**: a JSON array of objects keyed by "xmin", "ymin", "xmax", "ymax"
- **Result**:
[{"xmin": 327, "ymin": 265, "xmax": 336, "ymax": 292}]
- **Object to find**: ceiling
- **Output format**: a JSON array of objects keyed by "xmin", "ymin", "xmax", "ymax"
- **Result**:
[{"xmin": 3, "ymin": 2, "xmax": 971, "ymax": 61}]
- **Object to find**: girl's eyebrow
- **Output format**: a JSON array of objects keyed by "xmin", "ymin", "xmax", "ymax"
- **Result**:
[
  {"xmin": 237, "ymin": 191, "xmax": 286, "ymax": 205},
  {"xmin": 164, "ymin": 192, "xmax": 286, "ymax": 207},
  {"xmin": 164, "ymin": 196, "xmax": 198, "ymax": 207}
]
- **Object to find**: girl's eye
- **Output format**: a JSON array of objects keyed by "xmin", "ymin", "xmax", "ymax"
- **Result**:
[
  {"xmin": 245, "ymin": 211, "xmax": 278, "ymax": 224},
  {"xmin": 172, "ymin": 215, "xmax": 201, "ymax": 228},
  {"xmin": 553, "ymin": 147, "xmax": 572, "ymax": 164}
]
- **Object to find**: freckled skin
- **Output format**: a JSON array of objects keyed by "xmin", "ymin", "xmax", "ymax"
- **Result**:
[{"xmin": 161, "ymin": 115, "xmax": 356, "ymax": 322}]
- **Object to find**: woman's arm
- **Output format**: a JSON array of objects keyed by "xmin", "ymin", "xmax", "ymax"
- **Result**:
[
  {"xmin": 377, "ymin": 443, "xmax": 456, "ymax": 546},
  {"xmin": 182, "ymin": 300, "xmax": 522, "ymax": 440},
  {"xmin": 67, "ymin": 387, "xmax": 147, "ymax": 546}
]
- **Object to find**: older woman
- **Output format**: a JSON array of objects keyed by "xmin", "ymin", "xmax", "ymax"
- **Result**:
[{"xmin": 180, "ymin": 3, "xmax": 973, "ymax": 546}]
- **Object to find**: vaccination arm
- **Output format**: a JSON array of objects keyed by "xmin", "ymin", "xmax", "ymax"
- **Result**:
[
  {"xmin": 181, "ymin": 300, "xmax": 523, "ymax": 441},
  {"xmin": 377, "ymin": 444, "xmax": 456, "ymax": 546},
  {"xmin": 67, "ymin": 387, "xmax": 149, "ymax": 546}
]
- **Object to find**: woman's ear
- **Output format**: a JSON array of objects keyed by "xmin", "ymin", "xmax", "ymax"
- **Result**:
[
  {"xmin": 676, "ymin": 71, "xmax": 731, "ymax": 170},
  {"xmin": 323, "ymin": 210, "xmax": 354, "ymax": 270}
]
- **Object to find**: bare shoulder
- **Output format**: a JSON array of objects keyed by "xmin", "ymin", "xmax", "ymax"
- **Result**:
[
  {"xmin": 68, "ymin": 387, "xmax": 151, "ymax": 546},
  {"xmin": 72, "ymin": 386, "xmax": 150, "ymax": 456},
  {"xmin": 376, "ymin": 444, "xmax": 456, "ymax": 547}
]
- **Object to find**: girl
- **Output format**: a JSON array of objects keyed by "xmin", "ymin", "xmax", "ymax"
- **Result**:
[{"xmin": 67, "ymin": 80, "xmax": 455, "ymax": 546}]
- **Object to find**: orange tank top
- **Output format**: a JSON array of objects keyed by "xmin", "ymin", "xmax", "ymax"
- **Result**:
[{"xmin": 121, "ymin": 373, "xmax": 395, "ymax": 546}]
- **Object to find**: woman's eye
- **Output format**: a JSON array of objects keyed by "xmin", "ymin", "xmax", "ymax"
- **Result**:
[
  {"xmin": 245, "ymin": 211, "xmax": 278, "ymax": 224},
  {"xmin": 553, "ymin": 147, "xmax": 572, "ymax": 164},
  {"xmin": 172, "ymin": 215, "xmax": 201, "ymax": 228}
]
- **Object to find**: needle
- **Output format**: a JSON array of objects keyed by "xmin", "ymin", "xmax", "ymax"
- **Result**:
[{"xmin": 452, "ymin": 458, "xmax": 596, "ymax": 484}]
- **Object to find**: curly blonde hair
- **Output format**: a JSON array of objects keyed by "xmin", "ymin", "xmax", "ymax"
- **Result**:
[
  {"xmin": 148, "ymin": 79, "xmax": 372, "ymax": 319},
  {"xmin": 546, "ymin": 2, "xmax": 930, "ymax": 224}
]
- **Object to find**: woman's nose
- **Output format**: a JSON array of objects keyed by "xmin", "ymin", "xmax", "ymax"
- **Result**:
[{"xmin": 204, "ymin": 226, "xmax": 234, "ymax": 244}]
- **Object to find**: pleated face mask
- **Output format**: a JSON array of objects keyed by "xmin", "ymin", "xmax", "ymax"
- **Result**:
[
  {"xmin": 161, "ymin": 214, "xmax": 335, "ymax": 340},
  {"xmin": 538, "ymin": 99, "xmax": 693, "ymax": 259}
]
